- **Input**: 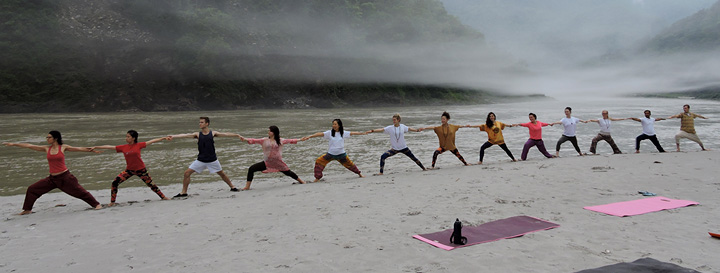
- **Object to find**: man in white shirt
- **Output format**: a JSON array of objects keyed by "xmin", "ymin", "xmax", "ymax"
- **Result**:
[
  {"xmin": 586, "ymin": 110, "xmax": 625, "ymax": 154},
  {"xmin": 629, "ymin": 110, "xmax": 666, "ymax": 153}
]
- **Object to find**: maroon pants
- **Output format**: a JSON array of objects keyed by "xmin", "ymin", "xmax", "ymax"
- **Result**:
[{"xmin": 23, "ymin": 171, "xmax": 100, "ymax": 211}]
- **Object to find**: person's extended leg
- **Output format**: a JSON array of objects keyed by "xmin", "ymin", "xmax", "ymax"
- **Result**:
[
  {"xmin": 589, "ymin": 134, "xmax": 602, "ymax": 154},
  {"xmin": 338, "ymin": 154, "xmax": 363, "ymax": 177},
  {"xmin": 649, "ymin": 135, "xmax": 665, "ymax": 152},
  {"xmin": 400, "ymin": 148, "xmax": 426, "ymax": 170},
  {"xmin": 478, "ymin": 141, "xmax": 493, "ymax": 164},
  {"xmin": 569, "ymin": 136, "xmax": 582, "ymax": 155},
  {"xmin": 55, "ymin": 172, "xmax": 101, "ymax": 209},
  {"xmin": 498, "ymin": 143, "xmax": 516, "ymax": 161},
  {"xmin": 110, "ymin": 170, "xmax": 133, "ymax": 205},
  {"xmin": 314, "ymin": 153, "xmax": 333, "ymax": 181},
  {"xmin": 379, "ymin": 149, "xmax": 399, "ymax": 174},
  {"xmin": 450, "ymin": 149, "xmax": 469, "ymax": 166},
  {"xmin": 431, "ymin": 148, "xmax": 445, "ymax": 168},
  {"xmin": 244, "ymin": 161, "xmax": 266, "ymax": 190},
  {"xmin": 21, "ymin": 176, "xmax": 56, "ymax": 214}
]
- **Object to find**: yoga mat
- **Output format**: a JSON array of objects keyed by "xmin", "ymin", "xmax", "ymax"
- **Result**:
[
  {"xmin": 413, "ymin": 216, "xmax": 559, "ymax": 250},
  {"xmin": 583, "ymin": 196, "xmax": 698, "ymax": 217},
  {"xmin": 576, "ymin": 257, "xmax": 700, "ymax": 273}
]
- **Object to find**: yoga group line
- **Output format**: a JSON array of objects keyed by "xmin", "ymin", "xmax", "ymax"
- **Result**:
[{"xmin": 2, "ymin": 104, "xmax": 709, "ymax": 215}]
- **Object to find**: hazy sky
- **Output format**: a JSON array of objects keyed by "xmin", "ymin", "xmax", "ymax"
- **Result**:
[{"xmin": 435, "ymin": 0, "xmax": 720, "ymax": 96}]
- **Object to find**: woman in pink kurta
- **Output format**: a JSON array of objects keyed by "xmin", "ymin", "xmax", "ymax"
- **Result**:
[{"xmin": 238, "ymin": 126, "xmax": 306, "ymax": 190}]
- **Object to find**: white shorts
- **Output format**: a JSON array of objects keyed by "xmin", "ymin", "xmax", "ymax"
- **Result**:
[{"xmin": 188, "ymin": 160, "xmax": 223, "ymax": 174}]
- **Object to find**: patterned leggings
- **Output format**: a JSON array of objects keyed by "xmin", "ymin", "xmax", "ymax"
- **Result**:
[
  {"xmin": 432, "ymin": 148, "xmax": 468, "ymax": 168},
  {"xmin": 314, "ymin": 153, "xmax": 362, "ymax": 179},
  {"xmin": 111, "ymin": 168, "xmax": 166, "ymax": 203},
  {"xmin": 379, "ymin": 147, "xmax": 425, "ymax": 174}
]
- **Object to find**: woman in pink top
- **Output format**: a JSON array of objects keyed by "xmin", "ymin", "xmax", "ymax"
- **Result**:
[
  {"xmin": 3, "ymin": 131, "xmax": 102, "ymax": 215},
  {"xmin": 238, "ymin": 126, "xmax": 307, "ymax": 190},
  {"xmin": 513, "ymin": 113, "xmax": 556, "ymax": 160}
]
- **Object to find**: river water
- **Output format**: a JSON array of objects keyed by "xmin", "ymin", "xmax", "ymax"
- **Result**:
[{"xmin": 1, "ymin": 97, "xmax": 718, "ymax": 196}]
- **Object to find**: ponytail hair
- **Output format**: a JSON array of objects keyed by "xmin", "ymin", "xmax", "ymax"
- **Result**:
[
  {"xmin": 269, "ymin": 126, "xmax": 281, "ymax": 145},
  {"xmin": 127, "ymin": 130, "xmax": 139, "ymax": 143},
  {"xmin": 49, "ymin": 130, "xmax": 63, "ymax": 145}
]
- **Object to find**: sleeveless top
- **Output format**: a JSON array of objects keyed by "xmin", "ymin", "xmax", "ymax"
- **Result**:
[
  {"xmin": 197, "ymin": 130, "xmax": 217, "ymax": 162},
  {"xmin": 47, "ymin": 145, "xmax": 68, "ymax": 173}
]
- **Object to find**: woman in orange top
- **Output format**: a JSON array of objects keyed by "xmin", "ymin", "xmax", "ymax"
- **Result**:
[
  {"xmin": 469, "ymin": 112, "xmax": 517, "ymax": 164},
  {"xmin": 420, "ymin": 111, "xmax": 471, "ymax": 168},
  {"xmin": 3, "ymin": 131, "xmax": 102, "ymax": 215}
]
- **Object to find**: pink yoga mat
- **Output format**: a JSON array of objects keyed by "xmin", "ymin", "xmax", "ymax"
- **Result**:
[
  {"xmin": 584, "ymin": 196, "xmax": 699, "ymax": 217},
  {"xmin": 413, "ymin": 216, "xmax": 559, "ymax": 250}
]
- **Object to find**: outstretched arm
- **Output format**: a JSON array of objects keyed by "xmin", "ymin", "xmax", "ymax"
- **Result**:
[
  {"xmin": 65, "ymin": 145, "xmax": 100, "ymax": 153},
  {"xmin": 2, "ymin": 142, "xmax": 46, "ymax": 152},
  {"xmin": 654, "ymin": 117, "xmax": 666, "ymax": 121},
  {"xmin": 350, "ymin": 131, "xmax": 366, "ymax": 136},
  {"xmin": 586, "ymin": 119, "xmax": 599, "ymax": 123},
  {"xmin": 213, "ymin": 131, "xmax": 242, "ymax": 138},
  {"xmin": 408, "ymin": 127, "xmax": 423, "ymax": 132},
  {"xmin": 146, "ymin": 136, "xmax": 170, "ymax": 145},
  {"xmin": 167, "ymin": 133, "xmax": 198, "ymax": 140},
  {"xmin": 419, "ymin": 126, "xmax": 436, "ymax": 130},
  {"xmin": 301, "ymin": 132, "xmax": 324, "ymax": 141},
  {"xmin": 628, "ymin": 117, "xmax": 641, "ymax": 122},
  {"xmin": 667, "ymin": 113, "xmax": 682, "ymax": 119},
  {"xmin": 366, "ymin": 128, "xmax": 385, "ymax": 134},
  {"xmin": 609, "ymin": 118, "xmax": 627, "ymax": 121},
  {"xmin": 91, "ymin": 145, "xmax": 116, "ymax": 150},
  {"xmin": 696, "ymin": 114, "xmax": 709, "ymax": 119}
]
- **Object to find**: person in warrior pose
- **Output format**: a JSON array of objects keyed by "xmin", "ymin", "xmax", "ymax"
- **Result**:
[
  {"xmin": 586, "ymin": 110, "xmax": 625, "ymax": 155},
  {"xmin": 91, "ymin": 130, "xmax": 170, "ymax": 206},
  {"xmin": 420, "ymin": 111, "xmax": 471, "ymax": 168},
  {"xmin": 3, "ymin": 131, "xmax": 102, "ymax": 215},
  {"xmin": 167, "ymin": 117, "xmax": 241, "ymax": 198},
  {"xmin": 238, "ymin": 126, "xmax": 307, "ymax": 190},
  {"xmin": 629, "ymin": 110, "xmax": 666, "ymax": 153},
  {"xmin": 513, "ymin": 113, "xmax": 556, "ymax": 160},
  {"xmin": 552, "ymin": 107, "xmax": 585, "ymax": 157},
  {"xmin": 468, "ymin": 112, "xmax": 517, "ymax": 164},
  {"xmin": 301, "ymin": 119, "xmax": 365, "ymax": 182},
  {"xmin": 365, "ymin": 113, "xmax": 426, "ymax": 175},
  {"xmin": 667, "ymin": 104, "xmax": 709, "ymax": 152}
]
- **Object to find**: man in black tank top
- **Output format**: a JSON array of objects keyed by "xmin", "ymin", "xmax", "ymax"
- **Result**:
[{"xmin": 167, "ymin": 117, "xmax": 242, "ymax": 197}]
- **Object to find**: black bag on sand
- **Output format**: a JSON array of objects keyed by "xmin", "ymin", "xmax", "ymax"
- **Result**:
[{"xmin": 450, "ymin": 218, "xmax": 468, "ymax": 245}]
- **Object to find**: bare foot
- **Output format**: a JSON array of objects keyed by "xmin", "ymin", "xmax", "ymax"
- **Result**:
[
  {"xmin": 511, "ymin": 159, "xmax": 517, "ymax": 162},
  {"xmin": 635, "ymin": 150, "xmax": 640, "ymax": 153},
  {"xmin": 676, "ymin": 149, "xmax": 681, "ymax": 152},
  {"xmin": 18, "ymin": 210, "xmax": 32, "ymax": 215},
  {"xmin": 241, "ymin": 187, "xmax": 251, "ymax": 191},
  {"xmin": 477, "ymin": 161, "xmax": 483, "ymax": 165},
  {"xmin": 358, "ymin": 174, "xmax": 365, "ymax": 178},
  {"xmin": 373, "ymin": 173, "xmax": 384, "ymax": 176},
  {"xmin": 94, "ymin": 204, "xmax": 103, "ymax": 210},
  {"xmin": 162, "ymin": 197, "xmax": 171, "ymax": 200},
  {"xmin": 292, "ymin": 179, "xmax": 307, "ymax": 184},
  {"xmin": 313, "ymin": 178, "xmax": 321, "ymax": 183},
  {"xmin": 107, "ymin": 202, "xmax": 116, "ymax": 207}
]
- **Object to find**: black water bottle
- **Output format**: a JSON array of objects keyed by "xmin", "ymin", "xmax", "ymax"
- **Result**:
[{"xmin": 450, "ymin": 218, "xmax": 467, "ymax": 245}]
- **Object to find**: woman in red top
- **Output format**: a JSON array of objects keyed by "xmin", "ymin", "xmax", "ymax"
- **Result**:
[
  {"xmin": 513, "ymin": 113, "xmax": 556, "ymax": 160},
  {"xmin": 3, "ymin": 131, "xmax": 102, "ymax": 215},
  {"xmin": 92, "ymin": 130, "xmax": 170, "ymax": 206}
]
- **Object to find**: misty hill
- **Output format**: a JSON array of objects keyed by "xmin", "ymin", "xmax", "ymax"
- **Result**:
[
  {"xmin": 1, "ymin": 0, "xmax": 508, "ymax": 113},
  {"xmin": 439, "ymin": 0, "xmax": 715, "ymax": 67},
  {"xmin": 642, "ymin": 0, "xmax": 720, "ymax": 53}
]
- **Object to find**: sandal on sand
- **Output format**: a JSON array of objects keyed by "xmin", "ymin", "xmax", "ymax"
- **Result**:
[{"xmin": 172, "ymin": 193, "xmax": 189, "ymax": 198}]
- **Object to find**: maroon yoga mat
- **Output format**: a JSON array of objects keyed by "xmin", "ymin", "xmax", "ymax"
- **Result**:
[{"xmin": 413, "ymin": 216, "xmax": 559, "ymax": 250}]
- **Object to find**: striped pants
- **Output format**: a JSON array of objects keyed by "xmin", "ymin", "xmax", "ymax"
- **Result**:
[{"xmin": 314, "ymin": 153, "xmax": 361, "ymax": 179}]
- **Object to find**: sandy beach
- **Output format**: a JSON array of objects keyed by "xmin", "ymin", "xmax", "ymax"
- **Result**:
[{"xmin": 1, "ymin": 150, "xmax": 719, "ymax": 272}]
